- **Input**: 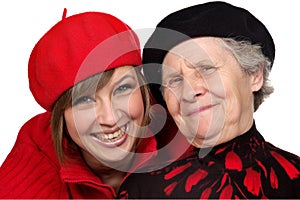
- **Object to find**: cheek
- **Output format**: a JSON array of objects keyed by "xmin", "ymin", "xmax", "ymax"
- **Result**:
[
  {"xmin": 164, "ymin": 89, "xmax": 180, "ymax": 117},
  {"xmin": 128, "ymin": 89, "xmax": 144, "ymax": 122},
  {"xmin": 222, "ymin": 79, "xmax": 252, "ymax": 120},
  {"xmin": 64, "ymin": 109, "xmax": 84, "ymax": 147},
  {"xmin": 65, "ymin": 108, "xmax": 95, "ymax": 136},
  {"xmin": 64, "ymin": 109, "xmax": 76, "ymax": 134}
]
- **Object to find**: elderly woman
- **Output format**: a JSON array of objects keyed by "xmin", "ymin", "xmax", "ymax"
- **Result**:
[{"xmin": 117, "ymin": 1, "xmax": 300, "ymax": 199}]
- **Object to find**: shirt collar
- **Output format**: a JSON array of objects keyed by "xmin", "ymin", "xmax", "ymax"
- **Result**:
[{"xmin": 193, "ymin": 121, "xmax": 268, "ymax": 170}]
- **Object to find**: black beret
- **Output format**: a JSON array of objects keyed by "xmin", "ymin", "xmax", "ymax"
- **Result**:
[{"xmin": 142, "ymin": 1, "xmax": 275, "ymax": 106}]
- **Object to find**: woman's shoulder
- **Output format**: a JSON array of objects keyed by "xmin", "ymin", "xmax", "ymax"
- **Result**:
[
  {"xmin": 264, "ymin": 141, "xmax": 300, "ymax": 183},
  {"xmin": 0, "ymin": 112, "xmax": 63, "ymax": 198},
  {"xmin": 19, "ymin": 112, "xmax": 52, "ymax": 135},
  {"xmin": 266, "ymin": 141, "xmax": 300, "ymax": 165}
]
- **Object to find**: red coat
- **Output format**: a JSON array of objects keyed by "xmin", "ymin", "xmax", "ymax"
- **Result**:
[{"xmin": 0, "ymin": 112, "xmax": 157, "ymax": 199}]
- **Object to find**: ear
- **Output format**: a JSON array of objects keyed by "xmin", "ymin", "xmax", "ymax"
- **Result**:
[{"xmin": 251, "ymin": 65, "xmax": 264, "ymax": 92}]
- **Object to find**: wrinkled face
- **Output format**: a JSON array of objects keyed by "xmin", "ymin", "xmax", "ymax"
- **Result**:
[
  {"xmin": 64, "ymin": 66, "xmax": 145, "ymax": 165},
  {"xmin": 162, "ymin": 37, "xmax": 263, "ymax": 148}
]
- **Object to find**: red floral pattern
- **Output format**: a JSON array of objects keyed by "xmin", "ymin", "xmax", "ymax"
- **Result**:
[
  {"xmin": 219, "ymin": 185, "xmax": 233, "ymax": 199},
  {"xmin": 164, "ymin": 181, "xmax": 178, "ymax": 196},
  {"xmin": 199, "ymin": 187, "xmax": 212, "ymax": 199},
  {"xmin": 185, "ymin": 168, "xmax": 207, "ymax": 192},
  {"xmin": 243, "ymin": 168, "xmax": 261, "ymax": 196},
  {"xmin": 164, "ymin": 162, "xmax": 191, "ymax": 180},
  {"xmin": 225, "ymin": 151, "xmax": 243, "ymax": 171},
  {"xmin": 270, "ymin": 167, "xmax": 278, "ymax": 189},
  {"xmin": 117, "ymin": 122, "xmax": 300, "ymax": 199},
  {"xmin": 270, "ymin": 150, "xmax": 300, "ymax": 179}
]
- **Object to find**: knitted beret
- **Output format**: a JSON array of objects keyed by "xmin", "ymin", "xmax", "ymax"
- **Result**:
[
  {"xmin": 142, "ymin": 1, "xmax": 275, "ymax": 106},
  {"xmin": 29, "ymin": 11, "xmax": 141, "ymax": 111}
]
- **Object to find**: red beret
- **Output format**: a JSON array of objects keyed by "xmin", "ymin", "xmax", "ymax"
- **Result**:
[{"xmin": 28, "ymin": 11, "xmax": 141, "ymax": 111}]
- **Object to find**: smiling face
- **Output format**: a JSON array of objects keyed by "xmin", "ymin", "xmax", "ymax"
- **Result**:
[
  {"xmin": 64, "ymin": 66, "xmax": 145, "ymax": 166},
  {"xmin": 162, "ymin": 37, "xmax": 263, "ymax": 148}
]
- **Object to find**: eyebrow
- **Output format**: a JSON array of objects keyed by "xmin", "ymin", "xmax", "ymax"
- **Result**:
[
  {"xmin": 162, "ymin": 64, "xmax": 180, "ymax": 76},
  {"xmin": 162, "ymin": 71, "xmax": 180, "ymax": 78},
  {"xmin": 115, "ymin": 74, "xmax": 136, "ymax": 85},
  {"xmin": 162, "ymin": 59, "xmax": 212, "ymax": 75},
  {"xmin": 184, "ymin": 59, "xmax": 213, "ymax": 68}
]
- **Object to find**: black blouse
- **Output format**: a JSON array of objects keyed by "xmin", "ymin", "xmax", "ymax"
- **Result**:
[{"xmin": 118, "ymin": 122, "xmax": 300, "ymax": 199}]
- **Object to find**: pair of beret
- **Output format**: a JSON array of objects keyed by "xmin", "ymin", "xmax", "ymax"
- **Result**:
[{"xmin": 29, "ymin": 11, "xmax": 141, "ymax": 111}]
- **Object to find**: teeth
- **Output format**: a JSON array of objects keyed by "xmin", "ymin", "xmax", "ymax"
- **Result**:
[
  {"xmin": 113, "ymin": 132, "xmax": 118, "ymax": 137},
  {"xmin": 94, "ymin": 129, "xmax": 125, "ymax": 142}
]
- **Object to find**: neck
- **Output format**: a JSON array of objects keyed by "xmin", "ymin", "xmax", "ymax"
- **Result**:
[
  {"xmin": 219, "ymin": 114, "xmax": 254, "ymax": 145},
  {"xmin": 81, "ymin": 150, "xmax": 126, "ymax": 193},
  {"xmin": 93, "ymin": 165, "xmax": 126, "ymax": 192}
]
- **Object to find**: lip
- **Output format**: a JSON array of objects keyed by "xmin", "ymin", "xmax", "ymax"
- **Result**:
[
  {"xmin": 90, "ymin": 124, "xmax": 129, "ymax": 148},
  {"xmin": 184, "ymin": 104, "xmax": 217, "ymax": 116}
]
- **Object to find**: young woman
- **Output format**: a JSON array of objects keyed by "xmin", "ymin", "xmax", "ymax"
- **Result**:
[{"xmin": 0, "ymin": 10, "xmax": 156, "ymax": 198}]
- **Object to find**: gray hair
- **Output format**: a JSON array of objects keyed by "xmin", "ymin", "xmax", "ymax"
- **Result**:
[{"xmin": 221, "ymin": 38, "xmax": 274, "ymax": 111}]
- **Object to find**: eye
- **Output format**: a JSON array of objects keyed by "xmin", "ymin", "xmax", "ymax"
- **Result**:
[
  {"xmin": 202, "ymin": 66, "xmax": 213, "ymax": 71},
  {"xmin": 167, "ymin": 76, "xmax": 183, "ymax": 88},
  {"xmin": 73, "ymin": 96, "xmax": 95, "ymax": 106},
  {"xmin": 114, "ymin": 83, "xmax": 134, "ymax": 95},
  {"xmin": 198, "ymin": 65, "xmax": 217, "ymax": 75}
]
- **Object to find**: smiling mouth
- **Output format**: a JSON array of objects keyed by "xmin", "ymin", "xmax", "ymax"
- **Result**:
[
  {"xmin": 91, "ymin": 124, "xmax": 128, "ymax": 146},
  {"xmin": 93, "ymin": 129, "xmax": 125, "ymax": 142},
  {"xmin": 185, "ymin": 104, "xmax": 217, "ymax": 116}
]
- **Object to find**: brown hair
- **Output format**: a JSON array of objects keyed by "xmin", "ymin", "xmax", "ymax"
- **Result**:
[{"xmin": 51, "ymin": 67, "xmax": 151, "ymax": 163}]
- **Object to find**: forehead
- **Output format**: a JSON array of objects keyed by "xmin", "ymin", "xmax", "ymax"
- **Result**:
[
  {"xmin": 111, "ymin": 65, "xmax": 136, "ymax": 76},
  {"xmin": 74, "ymin": 65, "xmax": 137, "ymax": 95},
  {"xmin": 106, "ymin": 65, "xmax": 138, "ymax": 86},
  {"xmin": 162, "ymin": 37, "xmax": 227, "ymax": 69}
]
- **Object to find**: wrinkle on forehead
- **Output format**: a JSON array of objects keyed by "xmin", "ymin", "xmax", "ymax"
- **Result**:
[{"xmin": 163, "ymin": 37, "xmax": 226, "ymax": 69}]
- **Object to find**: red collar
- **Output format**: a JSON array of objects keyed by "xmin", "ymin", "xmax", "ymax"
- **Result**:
[{"xmin": 60, "ymin": 129, "xmax": 157, "ymax": 185}]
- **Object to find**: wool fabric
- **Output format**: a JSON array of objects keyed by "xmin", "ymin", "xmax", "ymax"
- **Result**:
[
  {"xmin": 29, "ymin": 11, "xmax": 141, "ymax": 111},
  {"xmin": 142, "ymin": 1, "xmax": 275, "ymax": 89}
]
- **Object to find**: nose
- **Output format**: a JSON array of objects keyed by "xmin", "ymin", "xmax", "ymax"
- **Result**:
[
  {"xmin": 182, "ymin": 71, "xmax": 207, "ymax": 102},
  {"xmin": 95, "ymin": 100, "xmax": 117, "ymax": 127}
]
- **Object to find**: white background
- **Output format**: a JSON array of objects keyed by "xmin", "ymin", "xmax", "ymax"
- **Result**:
[{"xmin": 1, "ymin": 0, "xmax": 299, "ymax": 165}]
